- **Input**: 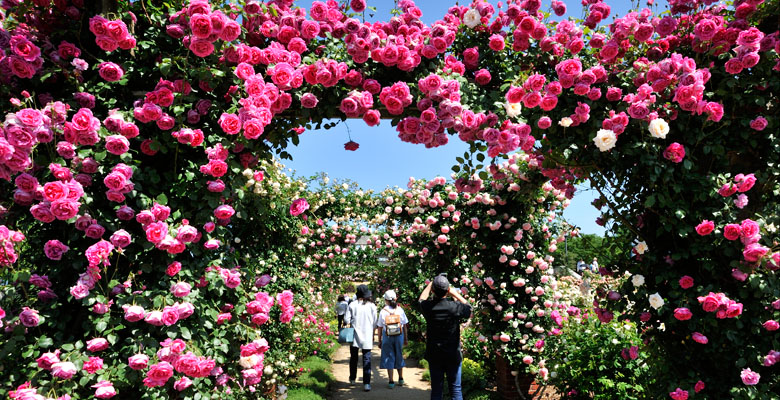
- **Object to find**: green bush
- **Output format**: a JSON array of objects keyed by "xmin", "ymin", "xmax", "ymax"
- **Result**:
[
  {"xmin": 403, "ymin": 340, "xmax": 426, "ymax": 360},
  {"xmin": 286, "ymin": 388, "xmax": 325, "ymax": 400},
  {"xmin": 461, "ymin": 358, "xmax": 488, "ymax": 394},
  {"xmin": 288, "ymin": 357, "xmax": 334, "ymax": 397},
  {"xmin": 465, "ymin": 390, "xmax": 499, "ymax": 400},
  {"xmin": 544, "ymin": 314, "xmax": 654, "ymax": 400}
]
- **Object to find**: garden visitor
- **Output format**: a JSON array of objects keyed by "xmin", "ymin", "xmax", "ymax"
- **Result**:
[
  {"xmin": 591, "ymin": 257, "xmax": 599, "ymax": 272},
  {"xmin": 576, "ymin": 259, "xmax": 586, "ymax": 272},
  {"xmin": 336, "ymin": 295, "xmax": 348, "ymax": 330},
  {"xmin": 377, "ymin": 289, "xmax": 409, "ymax": 389},
  {"xmin": 418, "ymin": 274, "xmax": 472, "ymax": 400},
  {"xmin": 344, "ymin": 284, "xmax": 378, "ymax": 392}
]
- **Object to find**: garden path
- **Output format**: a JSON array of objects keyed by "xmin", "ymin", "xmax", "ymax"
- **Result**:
[{"xmin": 329, "ymin": 342, "xmax": 430, "ymax": 400}]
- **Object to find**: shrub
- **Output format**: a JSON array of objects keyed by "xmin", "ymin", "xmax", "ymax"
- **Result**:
[
  {"xmin": 544, "ymin": 312, "xmax": 654, "ymax": 400},
  {"xmin": 461, "ymin": 358, "xmax": 488, "ymax": 395},
  {"xmin": 289, "ymin": 357, "xmax": 334, "ymax": 398}
]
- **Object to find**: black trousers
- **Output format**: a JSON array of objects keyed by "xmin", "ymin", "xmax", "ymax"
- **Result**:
[
  {"xmin": 349, "ymin": 346, "xmax": 371, "ymax": 384},
  {"xmin": 337, "ymin": 314, "xmax": 344, "ymax": 330}
]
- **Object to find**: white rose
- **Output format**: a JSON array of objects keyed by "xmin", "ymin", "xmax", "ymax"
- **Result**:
[
  {"xmin": 593, "ymin": 128, "xmax": 618, "ymax": 152},
  {"xmin": 648, "ymin": 292, "xmax": 664, "ymax": 309},
  {"xmin": 463, "ymin": 9, "xmax": 481, "ymax": 28},
  {"xmin": 239, "ymin": 355, "xmax": 259, "ymax": 369},
  {"xmin": 648, "ymin": 118, "xmax": 669, "ymax": 139},
  {"xmin": 631, "ymin": 274, "xmax": 645, "ymax": 287},
  {"xmin": 505, "ymin": 102, "xmax": 522, "ymax": 118},
  {"xmin": 635, "ymin": 241, "xmax": 648, "ymax": 255},
  {"xmin": 558, "ymin": 117, "xmax": 573, "ymax": 127}
]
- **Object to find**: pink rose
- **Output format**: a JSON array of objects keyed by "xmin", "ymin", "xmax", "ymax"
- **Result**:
[
  {"xmin": 83, "ymin": 356, "xmax": 104, "ymax": 374},
  {"xmin": 167, "ymin": 261, "xmax": 182, "ymax": 276},
  {"xmin": 37, "ymin": 350, "xmax": 61, "ymax": 370},
  {"xmin": 663, "ymin": 142, "xmax": 685, "ymax": 163},
  {"xmin": 189, "ymin": 39, "xmax": 214, "ymax": 57},
  {"xmin": 740, "ymin": 368, "xmax": 760, "ymax": 385},
  {"xmin": 290, "ymin": 198, "xmax": 309, "ymax": 216},
  {"xmin": 19, "ymin": 307, "xmax": 41, "ymax": 327},
  {"xmin": 86, "ymin": 338, "xmax": 109, "ymax": 352},
  {"xmin": 692, "ymin": 332, "xmax": 708, "ymax": 344},
  {"xmin": 124, "ymin": 305, "xmax": 145, "ymax": 322},
  {"xmin": 218, "ymin": 113, "xmax": 241, "ymax": 135},
  {"xmin": 679, "ymin": 275, "xmax": 694, "ymax": 289},
  {"xmin": 174, "ymin": 377, "xmax": 193, "ymax": 391},
  {"xmin": 276, "ymin": 290, "xmax": 294, "ymax": 308},
  {"xmin": 52, "ymin": 361, "xmax": 78, "ymax": 379},
  {"xmin": 145, "ymin": 361, "xmax": 174, "ymax": 386},
  {"xmin": 763, "ymin": 320, "xmax": 780, "ymax": 331},
  {"xmin": 214, "ymin": 205, "xmax": 235, "ymax": 219},
  {"xmin": 673, "ymin": 307, "xmax": 692, "ymax": 321},
  {"xmin": 92, "ymin": 380, "xmax": 116, "ymax": 399},
  {"xmin": 723, "ymin": 224, "xmax": 741, "ymax": 240},
  {"xmin": 695, "ymin": 220, "xmax": 714, "ymax": 236},
  {"xmin": 171, "ymin": 282, "xmax": 191, "ymax": 298},
  {"xmin": 44, "ymin": 239, "xmax": 70, "ymax": 260},
  {"xmin": 743, "ymin": 243, "xmax": 769, "ymax": 263},
  {"xmin": 669, "ymin": 388, "xmax": 689, "ymax": 400},
  {"xmin": 736, "ymin": 173, "xmax": 756, "ymax": 193},
  {"xmin": 161, "ymin": 306, "xmax": 179, "ymax": 326},
  {"xmin": 749, "ymin": 116, "xmax": 768, "ymax": 131},
  {"xmin": 697, "ymin": 293, "xmax": 720, "ymax": 313},
  {"xmin": 98, "ymin": 62, "xmax": 124, "ymax": 82}
]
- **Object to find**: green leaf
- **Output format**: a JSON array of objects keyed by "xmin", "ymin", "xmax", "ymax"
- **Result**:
[
  {"xmin": 181, "ymin": 327, "xmax": 192, "ymax": 340},
  {"xmin": 96, "ymin": 320, "xmax": 107, "ymax": 333},
  {"xmin": 156, "ymin": 193, "xmax": 168, "ymax": 205}
]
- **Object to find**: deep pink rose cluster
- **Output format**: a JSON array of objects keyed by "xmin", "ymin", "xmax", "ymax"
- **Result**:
[
  {"xmin": 696, "ymin": 292, "xmax": 743, "ymax": 319},
  {"xmin": 247, "ymin": 291, "xmax": 275, "ymax": 326},
  {"xmin": 277, "ymin": 289, "xmax": 296, "ymax": 323},
  {"xmin": 89, "ymin": 16, "xmax": 136, "ymax": 52},
  {"xmin": 2, "ymin": 34, "xmax": 44, "ymax": 79},
  {"xmin": 0, "ymin": 225, "xmax": 25, "ymax": 266},
  {"xmin": 166, "ymin": 0, "xmax": 241, "ymax": 58},
  {"xmin": 339, "ymin": 90, "xmax": 374, "ymax": 119},
  {"xmin": 103, "ymin": 163, "xmax": 135, "ymax": 203}
]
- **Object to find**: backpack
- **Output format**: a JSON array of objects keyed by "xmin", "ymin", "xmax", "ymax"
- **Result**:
[{"xmin": 384, "ymin": 307, "xmax": 402, "ymax": 336}]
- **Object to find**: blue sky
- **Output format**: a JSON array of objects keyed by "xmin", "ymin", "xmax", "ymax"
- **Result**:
[{"xmin": 284, "ymin": 0, "xmax": 666, "ymax": 235}]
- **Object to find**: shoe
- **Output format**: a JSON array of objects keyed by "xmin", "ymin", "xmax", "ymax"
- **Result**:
[
  {"xmin": 349, "ymin": 380, "xmax": 356, "ymax": 386},
  {"xmin": 388, "ymin": 382, "xmax": 395, "ymax": 389},
  {"xmin": 364, "ymin": 384, "xmax": 371, "ymax": 391},
  {"xmin": 398, "ymin": 379, "xmax": 405, "ymax": 386}
]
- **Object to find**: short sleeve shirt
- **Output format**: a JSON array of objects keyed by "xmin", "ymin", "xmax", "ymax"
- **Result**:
[
  {"xmin": 377, "ymin": 306, "xmax": 409, "ymax": 328},
  {"xmin": 418, "ymin": 298, "xmax": 472, "ymax": 364}
]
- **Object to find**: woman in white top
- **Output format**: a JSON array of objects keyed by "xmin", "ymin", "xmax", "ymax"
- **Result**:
[
  {"xmin": 336, "ymin": 295, "xmax": 348, "ymax": 330},
  {"xmin": 377, "ymin": 289, "xmax": 409, "ymax": 389},
  {"xmin": 344, "ymin": 284, "xmax": 378, "ymax": 391}
]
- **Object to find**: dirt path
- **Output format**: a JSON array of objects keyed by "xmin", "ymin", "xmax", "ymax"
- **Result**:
[{"xmin": 329, "ymin": 342, "xmax": 431, "ymax": 400}]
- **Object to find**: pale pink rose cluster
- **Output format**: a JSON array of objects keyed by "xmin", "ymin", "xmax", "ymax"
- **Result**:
[
  {"xmin": 89, "ymin": 15, "xmax": 136, "ymax": 52},
  {"xmin": 339, "ymin": 90, "xmax": 374, "ymax": 120},
  {"xmin": 122, "ymin": 302, "xmax": 194, "ymax": 326},
  {"xmin": 239, "ymin": 338, "xmax": 270, "ymax": 386}
]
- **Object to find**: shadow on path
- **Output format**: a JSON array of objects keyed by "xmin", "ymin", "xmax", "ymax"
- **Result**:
[{"xmin": 329, "ymin": 343, "xmax": 431, "ymax": 400}]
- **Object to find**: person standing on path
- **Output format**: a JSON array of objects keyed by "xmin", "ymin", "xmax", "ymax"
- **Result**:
[
  {"xmin": 418, "ymin": 274, "xmax": 472, "ymax": 400},
  {"xmin": 336, "ymin": 295, "xmax": 348, "ymax": 330},
  {"xmin": 344, "ymin": 284, "xmax": 378, "ymax": 392},
  {"xmin": 377, "ymin": 289, "xmax": 409, "ymax": 389}
]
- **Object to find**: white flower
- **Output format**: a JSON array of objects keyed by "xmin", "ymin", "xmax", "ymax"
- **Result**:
[
  {"xmin": 648, "ymin": 292, "xmax": 664, "ymax": 309},
  {"xmin": 648, "ymin": 118, "xmax": 669, "ymax": 139},
  {"xmin": 631, "ymin": 274, "xmax": 645, "ymax": 287},
  {"xmin": 505, "ymin": 102, "xmax": 523, "ymax": 118},
  {"xmin": 463, "ymin": 9, "xmax": 481, "ymax": 28},
  {"xmin": 558, "ymin": 117, "xmax": 573, "ymax": 127},
  {"xmin": 593, "ymin": 128, "xmax": 617, "ymax": 152},
  {"xmin": 239, "ymin": 355, "xmax": 260, "ymax": 369},
  {"xmin": 635, "ymin": 241, "xmax": 648, "ymax": 255}
]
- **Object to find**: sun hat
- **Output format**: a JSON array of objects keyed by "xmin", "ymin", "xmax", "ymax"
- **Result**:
[{"xmin": 383, "ymin": 290, "xmax": 397, "ymax": 301}]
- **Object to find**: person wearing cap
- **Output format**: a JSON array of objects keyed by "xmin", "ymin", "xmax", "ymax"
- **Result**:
[
  {"xmin": 418, "ymin": 274, "xmax": 472, "ymax": 400},
  {"xmin": 344, "ymin": 284, "xmax": 378, "ymax": 391},
  {"xmin": 376, "ymin": 289, "xmax": 409, "ymax": 389}
]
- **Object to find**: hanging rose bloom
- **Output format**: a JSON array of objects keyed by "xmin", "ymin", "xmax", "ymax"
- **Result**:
[
  {"xmin": 289, "ymin": 198, "xmax": 309, "ymax": 217},
  {"xmin": 344, "ymin": 141, "xmax": 359, "ymax": 151},
  {"xmin": 98, "ymin": 62, "xmax": 124, "ymax": 82}
]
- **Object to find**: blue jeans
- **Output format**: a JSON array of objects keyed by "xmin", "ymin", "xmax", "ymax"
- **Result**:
[{"xmin": 429, "ymin": 361, "xmax": 462, "ymax": 400}]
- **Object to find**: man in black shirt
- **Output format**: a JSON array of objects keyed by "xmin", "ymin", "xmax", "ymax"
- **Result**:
[{"xmin": 418, "ymin": 274, "xmax": 472, "ymax": 400}]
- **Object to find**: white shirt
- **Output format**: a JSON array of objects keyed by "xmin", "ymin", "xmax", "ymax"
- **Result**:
[
  {"xmin": 377, "ymin": 306, "xmax": 409, "ymax": 329},
  {"xmin": 336, "ymin": 301, "xmax": 348, "ymax": 316},
  {"xmin": 345, "ymin": 300, "xmax": 377, "ymax": 350}
]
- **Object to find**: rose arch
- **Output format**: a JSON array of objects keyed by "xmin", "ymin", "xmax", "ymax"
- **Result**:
[{"xmin": 0, "ymin": 0, "xmax": 778, "ymax": 399}]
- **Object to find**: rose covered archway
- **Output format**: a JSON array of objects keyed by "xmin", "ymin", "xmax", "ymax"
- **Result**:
[{"xmin": 0, "ymin": 0, "xmax": 778, "ymax": 398}]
